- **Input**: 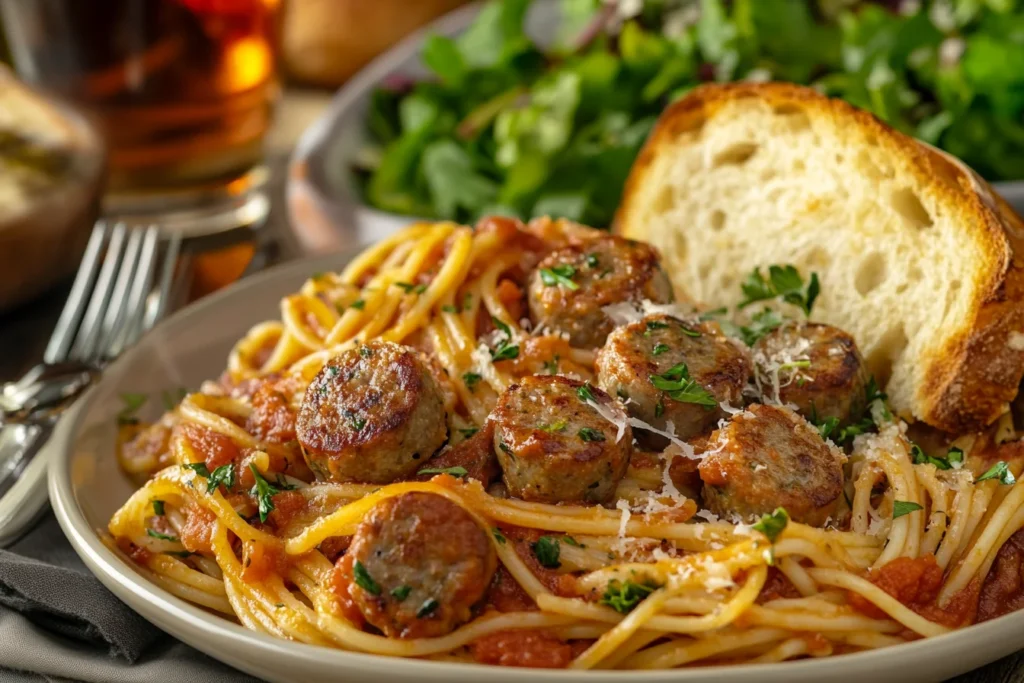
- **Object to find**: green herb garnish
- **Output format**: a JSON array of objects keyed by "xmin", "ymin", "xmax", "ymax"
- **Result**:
[
  {"xmin": 652, "ymin": 343, "xmax": 670, "ymax": 356},
  {"xmin": 531, "ymin": 536, "xmax": 561, "ymax": 568},
  {"xmin": 391, "ymin": 585, "xmax": 412, "ymax": 601},
  {"xmin": 601, "ymin": 579, "xmax": 660, "ymax": 614},
  {"xmin": 462, "ymin": 372, "xmax": 483, "ymax": 390},
  {"xmin": 417, "ymin": 598, "xmax": 440, "ymax": 618},
  {"xmin": 539, "ymin": 264, "xmax": 579, "ymax": 290},
  {"xmin": 353, "ymin": 560, "xmax": 382, "ymax": 595},
  {"xmin": 738, "ymin": 265, "xmax": 819, "ymax": 316},
  {"xmin": 117, "ymin": 393, "xmax": 148, "ymax": 424},
  {"xmin": 578, "ymin": 427, "xmax": 606, "ymax": 442},
  {"xmin": 752, "ymin": 507, "xmax": 789, "ymax": 542},
  {"xmin": 417, "ymin": 466, "xmax": 469, "ymax": 477},
  {"xmin": 152, "ymin": 500, "xmax": 165, "ymax": 516},
  {"xmin": 146, "ymin": 529, "xmax": 179, "ymax": 542},
  {"xmin": 539, "ymin": 419, "xmax": 568, "ymax": 433},
  {"xmin": 249, "ymin": 464, "xmax": 281, "ymax": 523},
  {"xmin": 978, "ymin": 461, "xmax": 1016, "ymax": 485},
  {"xmin": 893, "ymin": 500, "xmax": 924, "ymax": 519},
  {"xmin": 649, "ymin": 363, "xmax": 716, "ymax": 407}
]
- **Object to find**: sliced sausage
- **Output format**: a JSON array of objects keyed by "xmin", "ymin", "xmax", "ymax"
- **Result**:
[{"xmin": 297, "ymin": 341, "xmax": 447, "ymax": 484}]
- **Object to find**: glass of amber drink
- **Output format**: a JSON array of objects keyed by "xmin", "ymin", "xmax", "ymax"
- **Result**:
[{"xmin": 1, "ymin": 0, "xmax": 281, "ymax": 234}]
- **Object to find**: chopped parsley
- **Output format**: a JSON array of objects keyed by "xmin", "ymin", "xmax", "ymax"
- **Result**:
[
  {"xmin": 498, "ymin": 440, "xmax": 514, "ymax": 457},
  {"xmin": 458, "ymin": 427, "xmax": 480, "ymax": 438},
  {"xmin": 542, "ymin": 355, "xmax": 560, "ymax": 374},
  {"xmin": 462, "ymin": 372, "xmax": 482, "ymax": 391},
  {"xmin": 117, "ymin": 393, "xmax": 148, "ymax": 424},
  {"xmin": 349, "ymin": 417, "xmax": 367, "ymax": 431},
  {"xmin": 600, "ymin": 579, "xmax": 660, "ymax": 614},
  {"xmin": 152, "ymin": 500, "xmax": 165, "ymax": 516},
  {"xmin": 699, "ymin": 307, "xmax": 729, "ymax": 321},
  {"xmin": 205, "ymin": 464, "xmax": 236, "ymax": 493},
  {"xmin": 893, "ymin": 500, "xmax": 924, "ymax": 519},
  {"xmin": 680, "ymin": 326, "xmax": 701, "ymax": 338},
  {"xmin": 539, "ymin": 420, "xmax": 568, "ymax": 433},
  {"xmin": 146, "ymin": 529, "xmax": 179, "ymax": 542},
  {"xmin": 585, "ymin": 253, "xmax": 599, "ymax": 268},
  {"xmin": 490, "ymin": 317, "xmax": 519, "ymax": 361},
  {"xmin": 654, "ymin": 401, "xmax": 664, "ymax": 418},
  {"xmin": 577, "ymin": 382, "xmax": 597, "ymax": 402},
  {"xmin": 359, "ymin": 346, "xmax": 373, "ymax": 358},
  {"xmin": 643, "ymin": 320, "xmax": 669, "ymax": 337},
  {"xmin": 531, "ymin": 536, "xmax": 561, "ymax": 568},
  {"xmin": 395, "ymin": 281, "xmax": 428, "ymax": 294},
  {"xmin": 349, "ymin": 299, "xmax": 366, "ymax": 310},
  {"xmin": 815, "ymin": 416, "xmax": 840, "ymax": 441},
  {"xmin": 737, "ymin": 308, "xmax": 784, "ymax": 346},
  {"xmin": 183, "ymin": 462, "xmax": 211, "ymax": 477},
  {"xmin": 947, "ymin": 447, "xmax": 965, "ymax": 468},
  {"xmin": 752, "ymin": 507, "xmax": 789, "ymax": 542},
  {"xmin": 578, "ymin": 427, "xmax": 606, "ymax": 442},
  {"xmin": 353, "ymin": 560, "xmax": 382, "ymax": 595},
  {"xmin": 390, "ymin": 585, "xmax": 412, "ymax": 601},
  {"xmin": 440, "ymin": 304, "xmax": 458, "ymax": 313},
  {"xmin": 738, "ymin": 265, "xmax": 820, "ymax": 316},
  {"xmin": 416, "ymin": 598, "xmax": 440, "ymax": 618},
  {"xmin": 563, "ymin": 536, "xmax": 584, "ymax": 548},
  {"xmin": 977, "ymin": 461, "xmax": 1016, "ymax": 485},
  {"xmin": 652, "ymin": 343, "xmax": 670, "ymax": 356},
  {"xmin": 539, "ymin": 264, "xmax": 579, "ymax": 290},
  {"xmin": 249, "ymin": 464, "xmax": 282, "ymax": 523},
  {"xmin": 492, "ymin": 528, "xmax": 507, "ymax": 545},
  {"xmin": 649, "ymin": 363, "xmax": 716, "ymax": 407},
  {"xmin": 911, "ymin": 443, "xmax": 952, "ymax": 470},
  {"xmin": 417, "ymin": 466, "xmax": 468, "ymax": 478},
  {"xmin": 778, "ymin": 360, "xmax": 811, "ymax": 372},
  {"xmin": 160, "ymin": 388, "xmax": 187, "ymax": 411}
]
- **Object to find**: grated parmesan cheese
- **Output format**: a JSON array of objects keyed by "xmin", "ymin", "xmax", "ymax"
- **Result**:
[{"xmin": 585, "ymin": 399, "xmax": 628, "ymax": 443}]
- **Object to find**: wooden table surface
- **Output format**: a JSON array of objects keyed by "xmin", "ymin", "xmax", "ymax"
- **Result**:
[{"xmin": 0, "ymin": 90, "xmax": 1021, "ymax": 683}]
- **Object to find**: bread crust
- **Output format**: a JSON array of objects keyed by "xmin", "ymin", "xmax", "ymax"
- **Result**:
[{"xmin": 616, "ymin": 82, "xmax": 1024, "ymax": 433}]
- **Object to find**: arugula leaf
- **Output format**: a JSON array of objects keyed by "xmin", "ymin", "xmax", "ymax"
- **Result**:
[{"xmin": 649, "ymin": 364, "xmax": 717, "ymax": 407}]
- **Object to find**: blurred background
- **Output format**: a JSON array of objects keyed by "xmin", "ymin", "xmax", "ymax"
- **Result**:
[{"xmin": 0, "ymin": 0, "xmax": 1022, "ymax": 380}]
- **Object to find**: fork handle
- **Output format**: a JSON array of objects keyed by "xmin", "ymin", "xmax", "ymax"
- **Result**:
[{"xmin": 0, "ymin": 420, "xmax": 53, "ymax": 546}]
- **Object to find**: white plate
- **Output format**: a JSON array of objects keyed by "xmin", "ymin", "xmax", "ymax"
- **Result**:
[
  {"xmin": 286, "ymin": 0, "xmax": 1024, "ymax": 252},
  {"xmin": 49, "ymin": 252, "xmax": 1024, "ymax": 683}
]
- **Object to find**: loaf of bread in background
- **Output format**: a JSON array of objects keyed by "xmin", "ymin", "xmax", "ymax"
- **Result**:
[
  {"xmin": 616, "ymin": 82, "xmax": 1024, "ymax": 434},
  {"xmin": 282, "ymin": 0, "xmax": 470, "ymax": 87}
]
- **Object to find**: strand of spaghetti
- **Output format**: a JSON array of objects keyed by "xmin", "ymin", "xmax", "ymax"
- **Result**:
[
  {"xmin": 916, "ymin": 466, "xmax": 951, "ymax": 557},
  {"xmin": 873, "ymin": 447, "xmax": 917, "ymax": 566},
  {"xmin": 281, "ymin": 292, "xmax": 338, "ymax": 351},
  {"xmin": 941, "ymin": 479, "xmax": 1024, "ymax": 601},
  {"xmin": 743, "ymin": 605, "xmax": 901, "ymax": 632},
  {"xmin": 337, "ymin": 224, "xmax": 435, "ymax": 284},
  {"xmin": 595, "ymin": 631, "xmax": 663, "ymax": 670},
  {"xmin": 807, "ymin": 568, "xmax": 949, "ymax": 637},
  {"xmin": 259, "ymin": 326, "xmax": 308, "ymax": 376},
  {"xmin": 621, "ymin": 628, "xmax": 789, "ymax": 669},
  {"xmin": 773, "ymin": 537, "xmax": 845, "ymax": 569},
  {"xmin": 832, "ymin": 631, "xmax": 908, "ymax": 649},
  {"xmin": 382, "ymin": 229, "xmax": 474, "ymax": 343},
  {"xmin": 777, "ymin": 556, "xmax": 817, "ymax": 596},
  {"xmin": 426, "ymin": 319, "xmax": 488, "ymax": 425},
  {"xmin": 750, "ymin": 638, "xmax": 816, "ymax": 663},
  {"xmin": 146, "ymin": 553, "xmax": 227, "ymax": 594},
  {"xmin": 850, "ymin": 461, "xmax": 883, "ymax": 535},
  {"xmin": 479, "ymin": 252, "xmax": 524, "ymax": 332},
  {"xmin": 935, "ymin": 473, "xmax": 974, "ymax": 570},
  {"xmin": 139, "ymin": 559, "xmax": 234, "ymax": 613},
  {"xmin": 569, "ymin": 587, "xmax": 673, "ymax": 670},
  {"xmin": 951, "ymin": 480, "xmax": 999, "ymax": 569},
  {"xmin": 228, "ymin": 320, "xmax": 284, "ymax": 377},
  {"xmin": 223, "ymin": 572, "xmax": 288, "ymax": 637},
  {"xmin": 971, "ymin": 504, "xmax": 1024, "ymax": 599},
  {"xmin": 554, "ymin": 625, "xmax": 615, "ymax": 640}
]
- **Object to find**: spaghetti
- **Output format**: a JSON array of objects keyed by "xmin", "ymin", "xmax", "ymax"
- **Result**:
[{"xmin": 110, "ymin": 217, "xmax": 1024, "ymax": 669}]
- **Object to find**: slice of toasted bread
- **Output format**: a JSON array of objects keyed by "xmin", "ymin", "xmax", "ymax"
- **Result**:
[{"xmin": 616, "ymin": 82, "xmax": 1024, "ymax": 433}]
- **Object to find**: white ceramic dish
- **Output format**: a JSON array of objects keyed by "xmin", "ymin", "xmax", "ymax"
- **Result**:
[
  {"xmin": 48, "ymin": 250, "xmax": 1024, "ymax": 683},
  {"xmin": 286, "ymin": 0, "xmax": 1024, "ymax": 252}
]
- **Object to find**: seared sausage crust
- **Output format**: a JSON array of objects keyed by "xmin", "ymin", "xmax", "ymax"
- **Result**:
[
  {"xmin": 752, "ymin": 322, "xmax": 868, "ymax": 425},
  {"xmin": 697, "ymin": 403, "xmax": 846, "ymax": 527},
  {"xmin": 491, "ymin": 375, "xmax": 633, "ymax": 504},
  {"xmin": 343, "ymin": 492, "xmax": 496, "ymax": 639},
  {"xmin": 297, "ymin": 341, "xmax": 448, "ymax": 484},
  {"xmin": 527, "ymin": 235, "xmax": 673, "ymax": 348},
  {"xmin": 596, "ymin": 315, "xmax": 751, "ymax": 442}
]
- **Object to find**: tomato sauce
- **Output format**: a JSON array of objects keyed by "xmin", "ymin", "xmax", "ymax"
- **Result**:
[
  {"xmin": 471, "ymin": 630, "xmax": 573, "ymax": 668},
  {"xmin": 757, "ymin": 567, "xmax": 801, "ymax": 604},
  {"xmin": 848, "ymin": 555, "xmax": 976, "ymax": 627},
  {"xmin": 246, "ymin": 384, "xmax": 297, "ymax": 444},
  {"xmin": 416, "ymin": 421, "xmax": 499, "ymax": 485},
  {"xmin": 486, "ymin": 566, "xmax": 537, "ymax": 613},
  {"xmin": 241, "ymin": 538, "xmax": 288, "ymax": 584},
  {"xmin": 116, "ymin": 537, "xmax": 152, "ymax": 565},
  {"xmin": 179, "ymin": 504, "xmax": 217, "ymax": 555},
  {"xmin": 181, "ymin": 423, "xmax": 240, "ymax": 470},
  {"xmin": 496, "ymin": 279, "xmax": 525, "ymax": 323},
  {"xmin": 329, "ymin": 554, "xmax": 366, "ymax": 628},
  {"xmin": 978, "ymin": 528, "xmax": 1024, "ymax": 622},
  {"xmin": 266, "ymin": 490, "xmax": 307, "ymax": 530}
]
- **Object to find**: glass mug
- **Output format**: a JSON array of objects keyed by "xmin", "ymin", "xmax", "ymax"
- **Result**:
[{"xmin": 1, "ymin": 0, "xmax": 281, "ymax": 233}]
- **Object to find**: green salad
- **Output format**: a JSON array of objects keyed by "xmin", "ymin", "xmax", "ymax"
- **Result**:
[{"xmin": 356, "ymin": 0, "xmax": 1024, "ymax": 227}]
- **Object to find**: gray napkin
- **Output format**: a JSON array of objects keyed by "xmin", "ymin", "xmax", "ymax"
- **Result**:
[{"xmin": 0, "ymin": 513, "xmax": 258, "ymax": 683}]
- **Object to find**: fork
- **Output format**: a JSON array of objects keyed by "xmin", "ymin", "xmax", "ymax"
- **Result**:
[{"xmin": 0, "ymin": 220, "xmax": 183, "ymax": 546}]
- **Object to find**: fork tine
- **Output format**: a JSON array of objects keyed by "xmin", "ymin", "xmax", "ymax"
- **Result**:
[
  {"xmin": 69, "ymin": 222, "xmax": 128, "ymax": 362},
  {"xmin": 96, "ymin": 227, "xmax": 143, "ymax": 360},
  {"xmin": 144, "ymin": 229, "xmax": 182, "ymax": 331},
  {"xmin": 43, "ymin": 221, "xmax": 110, "ymax": 364},
  {"xmin": 115, "ymin": 225, "xmax": 161, "ymax": 355}
]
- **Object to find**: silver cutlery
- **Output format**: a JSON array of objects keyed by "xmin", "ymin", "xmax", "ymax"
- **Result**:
[{"xmin": 0, "ymin": 220, "xmax": 183, "ymax": 546}]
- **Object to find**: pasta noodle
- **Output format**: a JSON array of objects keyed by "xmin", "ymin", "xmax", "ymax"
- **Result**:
[{"xmin": 109, "ymin": 219, "xmax": 1024, "ymax": 670}]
